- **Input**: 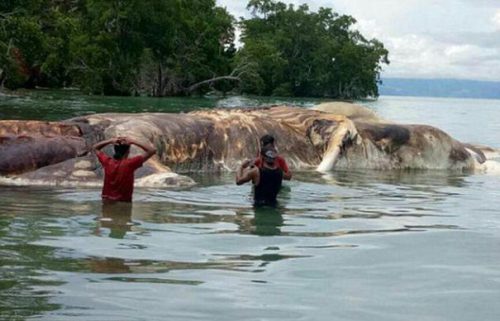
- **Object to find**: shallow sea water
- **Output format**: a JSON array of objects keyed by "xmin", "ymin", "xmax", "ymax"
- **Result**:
[{"xmin": 1, "ymin": 93, "xmax": 500, "ymax": 321}]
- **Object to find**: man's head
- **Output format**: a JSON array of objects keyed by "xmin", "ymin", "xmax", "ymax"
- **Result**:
[
  {"xmin": 113, "ymin": 143, "xmax": 130, "ymax": 160},
  {"xmin": 260, "ymin": 134, "xmax": 275, "ymax": 148},
  {"xmin": 261, "ymin": 146, "xmax": 277, "ymax": 165}
]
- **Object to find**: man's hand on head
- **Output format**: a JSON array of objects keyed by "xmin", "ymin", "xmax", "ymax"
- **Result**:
[{"xmin": 114, "ymin": 137, "xmax": 127, "ymax": 145}]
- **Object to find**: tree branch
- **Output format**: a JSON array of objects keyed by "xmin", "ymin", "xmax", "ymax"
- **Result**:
[{"xmin": 186, "ymin": 75, "xmax": 241, "ymax": 93}]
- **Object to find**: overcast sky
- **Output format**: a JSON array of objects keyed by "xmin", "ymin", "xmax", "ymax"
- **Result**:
[{"xmin": 217, "ymin": 0, "xmax": 500, "ymax": 81}]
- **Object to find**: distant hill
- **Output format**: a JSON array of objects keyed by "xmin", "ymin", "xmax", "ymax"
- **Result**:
[{"xmin": 379, "ymin": 78, "xmax": 500, "ymax": 99}]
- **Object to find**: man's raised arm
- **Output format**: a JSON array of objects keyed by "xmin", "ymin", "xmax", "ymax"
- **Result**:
[{"xmin": 125, "ymin": 138, "xmax": 157, "ymax": 161}]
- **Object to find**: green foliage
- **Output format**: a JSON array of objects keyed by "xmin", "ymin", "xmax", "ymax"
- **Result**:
[
  {"xmin": 70, "ymin": 0, "xmax": 146, "ymax": 94},
  {"xmin": 0, "ymin": 0, "xmax": 236, "ymax": 95},
  {"xmin": 0, "ymin": 15, "xmax": 46, "ymax": 88},
  {"xmin": 71, "ymin": 0, "xmax": 236, "ymax": 95},
  {"xmin": 0, "ymin": 0, "xmax": 82, "ymax": 89},
  {"xmin": 0, "ymin": 0, "xmax": 388, "ymax": 99},
  {"xmin": 238, "ymin": 0, "xmax": 390, "ymax": 99}
]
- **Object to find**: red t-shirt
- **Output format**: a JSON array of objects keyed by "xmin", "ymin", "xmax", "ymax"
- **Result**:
[
  {"xmin": 96, "ymin": 151, "xmax": 145, "ymax": 202},
  {"xmin": 254, "ymin": 155, "xmax": 290, "ymax": 173}
]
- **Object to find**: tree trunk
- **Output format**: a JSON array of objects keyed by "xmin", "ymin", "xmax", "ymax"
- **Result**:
[
  {"xmin": 156, "ymin": 62, "xmax": 163, "ymax": 97},
  {"xmin": 0, "ymin": 68, "xmax": 5, "ymax": 89}
]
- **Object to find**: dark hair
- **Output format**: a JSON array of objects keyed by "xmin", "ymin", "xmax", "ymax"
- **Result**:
[
  {"xmin": 260, "ymin": 134, "xmax": 275, "ymax": 147},
  {"xmin": 113, "ymin": 144, "xmax": 130, "ymax": 159}
]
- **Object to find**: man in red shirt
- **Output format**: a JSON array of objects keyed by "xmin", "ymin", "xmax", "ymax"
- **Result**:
[
  {"xmin": 253, "ymin": 134, "xmax": 292, "ymax": 180},
  {"xmin": 93, "ymin": 137, "xmax": 156, "ymax": 202}
]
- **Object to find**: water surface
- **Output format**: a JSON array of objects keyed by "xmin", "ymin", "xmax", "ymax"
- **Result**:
[{"xmin": 1, "ymin": 93, "xmax": 500, "ymax": 321}]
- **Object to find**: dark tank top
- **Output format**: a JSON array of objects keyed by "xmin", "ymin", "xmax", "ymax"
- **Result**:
[{"xmin": 254, "ymin": 167, "xmax": 283, "ymax": 206}]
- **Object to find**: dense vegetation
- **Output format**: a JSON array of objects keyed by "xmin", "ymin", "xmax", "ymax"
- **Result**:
[{"xmin": 0, "ymin": 0, "xmax": 389, "ymax": 99}]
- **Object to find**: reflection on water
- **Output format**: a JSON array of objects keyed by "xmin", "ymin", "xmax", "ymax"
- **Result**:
[
  {"xmin": 316, "ymin": 168, "xmax": 470, "ymax": 188},
  {"xmin": 252, "ymin": 206, "xmax": 284, "ymax": 236},
  {"xmin": 2, "ymin": 168, "xmax": 500, "ymax": 321},
  {"xmin": 2, "ymin": 93, "xmax": 500, "ymax": 321},
  {"xmin": 0, "ymin": 90, "xmax": 323, "ymax": 121},
  {"xmin": 2, "ymin": 92, "xmax": 500, "ymax": 319},
  {"xmin": 98, "ymin": 201, "xmax": 134, "ymax": 239}
]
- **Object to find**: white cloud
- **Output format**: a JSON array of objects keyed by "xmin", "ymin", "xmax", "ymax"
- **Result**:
[
  {"xmin": 354, "ymin": 19, "xmax": 383, "ymax": 40},
  {"xmin": 383, "ymin": 35, "xmax": 443, "ymax": 78},
  {"xmin": 217, "ymin": 0, "xmax": 500, "ymax": 81},
  {"xmin": 382, "ymin": 34, "xmax": 500, "ymax": 81},
  {"xmin": 444, "ymin": 45, "xmax": 495, "ymax": 64},
  {"xmin": 493, "ymin": 10, "xmax": 500, "ymax": 30}
]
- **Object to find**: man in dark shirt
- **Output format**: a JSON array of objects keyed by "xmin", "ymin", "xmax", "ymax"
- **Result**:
[
  {"xmin": 253, "ymin": 134, "xmax": 292, "ymax": 180},
  {"xmin": 93, "ymin": 137, "xmax": 156, "ymax": 202},
  {"xmin": 236, "ymin": 146, "xmax": 283, "ymax": 206}
]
